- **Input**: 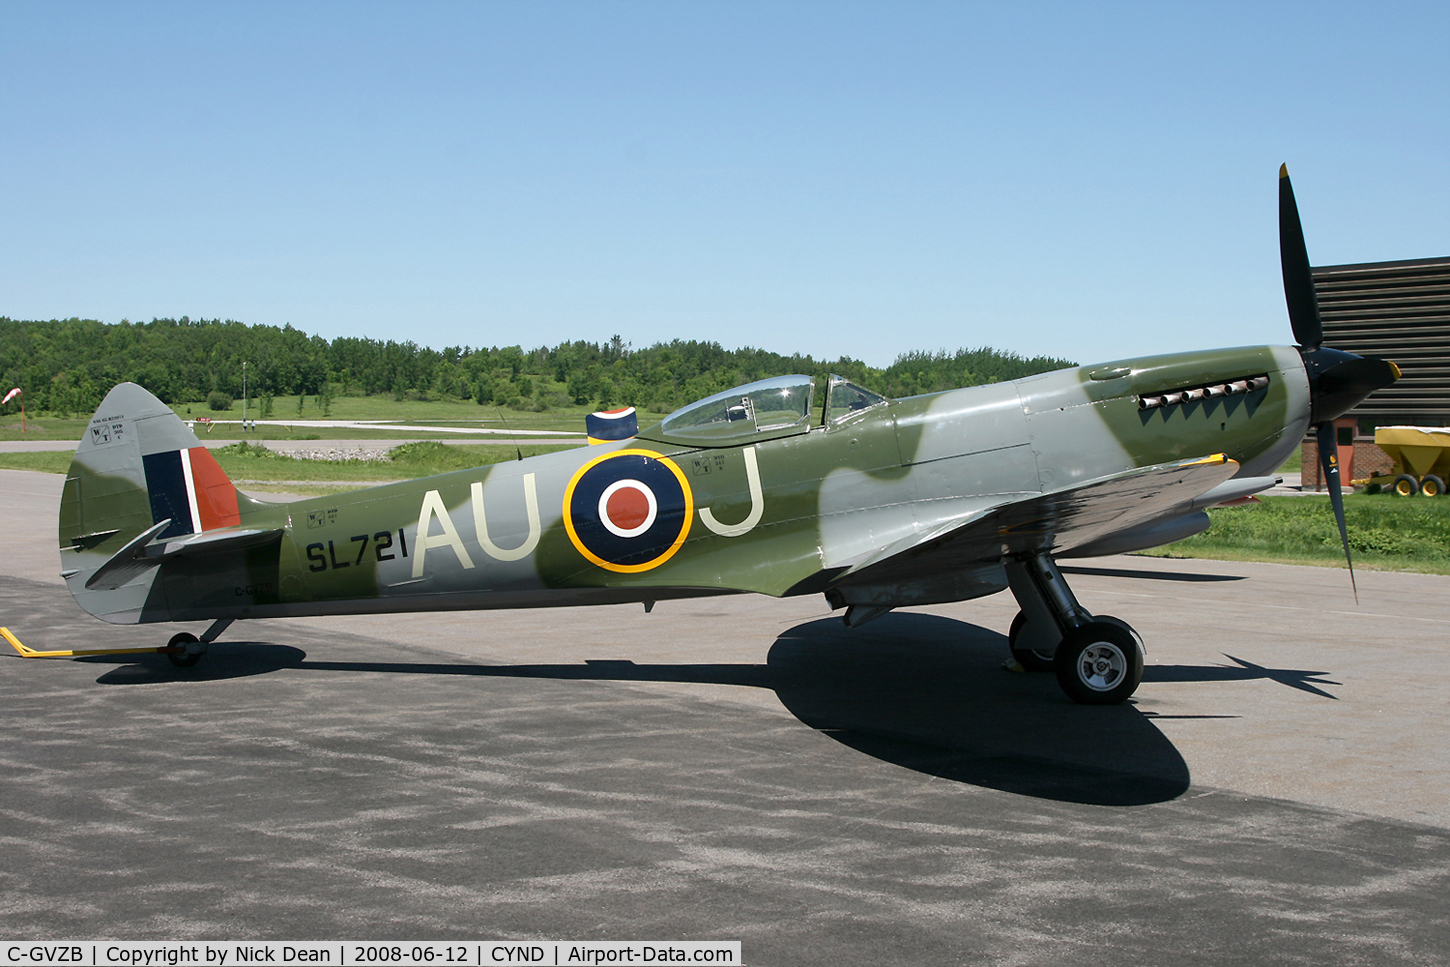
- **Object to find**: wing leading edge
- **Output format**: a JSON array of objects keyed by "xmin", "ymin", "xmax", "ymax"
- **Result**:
[{"xmin": 833, "ymin": 454, "xmax": 1242, "ymax": 594}]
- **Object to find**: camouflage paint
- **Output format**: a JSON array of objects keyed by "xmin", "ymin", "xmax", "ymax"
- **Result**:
[{"xmin": 60, "ymin": 347, "xmax": 1316, "ymax": 629}]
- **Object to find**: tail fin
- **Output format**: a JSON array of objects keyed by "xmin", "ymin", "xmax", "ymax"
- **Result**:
[{"xmin": 59, "ymin": 383, "xmax": 265, "ymax": 624}]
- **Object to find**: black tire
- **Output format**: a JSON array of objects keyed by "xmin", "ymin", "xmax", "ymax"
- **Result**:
[
  {"xmin": 1393, "ymin": 474, "xmax": 1420, "ymax": 497},
  {"xmin": 1421, "ymin": 475, "xmax": 1445, "ymax": 498},
  {"xmin": 1093, "ymin": 614, "xmax": 1146, "ymax": 655},
  {"xmin": 1054, "ymin": 621, "xmax": 1144, "ymax": 705},
  {"xmin": 167, "ymin": 632, "xmax": 201, "ymax": 667},
  {"xmin": 1008, "ymin": 610, "xmax": 1056, "ymax": 672}
]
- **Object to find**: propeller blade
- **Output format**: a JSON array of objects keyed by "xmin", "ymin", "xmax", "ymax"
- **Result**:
[
  {"xmin": 1316, "ymin": 420, "xmax": 1357, "ymax": 603},
  {"xmin": 1280, "ymin": 165, "xmax": 1323, "ymax": 350}
]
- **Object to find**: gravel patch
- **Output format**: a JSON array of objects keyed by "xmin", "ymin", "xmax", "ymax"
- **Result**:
[{"xmin": 276, "ymin": 446, "xmax": 392, "ymax": 462}]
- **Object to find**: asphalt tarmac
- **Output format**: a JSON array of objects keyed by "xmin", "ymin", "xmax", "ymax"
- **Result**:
[{"xmin": 2, "ymin": 468, "xmax": 1449, "ymax": 964}]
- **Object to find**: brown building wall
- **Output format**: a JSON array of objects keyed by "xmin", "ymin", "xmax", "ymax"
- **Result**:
[
  {"xmin": 1300, "ymin": 439, "xmax": 1397, "ymax": 489},
  {"xmin": 1313, "ymin": 256, "xmax": 1450, "ymax": 427}
]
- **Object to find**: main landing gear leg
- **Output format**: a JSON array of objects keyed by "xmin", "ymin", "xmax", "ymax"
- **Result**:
[
  {"xmin": 1004, "ymin": 554, "xmax": 1144, "ymax": 705},
  {"xmin": 166, "ymin": 618, "xmax": 233, "ymax": 668}
]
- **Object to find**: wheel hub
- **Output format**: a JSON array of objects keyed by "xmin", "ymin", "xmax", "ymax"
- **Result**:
[{"xmin": 1078, "ymin": 643, "xmax": 1126, "ymax": 691}]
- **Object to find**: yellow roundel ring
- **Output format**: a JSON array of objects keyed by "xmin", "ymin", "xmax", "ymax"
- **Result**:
[{"xmin": 562, "ymin": 448, "xmax": 694, "ymax": 573}]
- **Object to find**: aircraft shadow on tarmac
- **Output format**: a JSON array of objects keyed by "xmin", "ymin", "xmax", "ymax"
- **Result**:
[
  {"xmin": 76, "ymin": 610, "xmax": 1339, "ymax": 807},
  {"xmin": 763, "ymin": 614, "xmax": 1192, "ymax": 807}
]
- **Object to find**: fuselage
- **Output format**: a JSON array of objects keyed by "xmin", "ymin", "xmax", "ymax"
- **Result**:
[{"xmin": 66, "ymin": 345, "xmax": 1310, "ymax": 625}]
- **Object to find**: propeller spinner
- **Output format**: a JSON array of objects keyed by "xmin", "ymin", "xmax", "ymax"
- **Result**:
[{"xmin": 1278, "ymin": 165, "xmax": 1401, "ymax": 600}]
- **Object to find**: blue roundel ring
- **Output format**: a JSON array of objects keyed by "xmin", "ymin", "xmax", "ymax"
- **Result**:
[{"xmin": 563, "ymin": 449, "xmax": 694, "ymax": 573}]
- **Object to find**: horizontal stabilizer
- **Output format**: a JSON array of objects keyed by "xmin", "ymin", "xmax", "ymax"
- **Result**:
[
  {"xmin": 85, "ymin": 521, "xmax": 284, "ymax": 591},
  {"xmin": 83, "ymin": 519, "xmax": 173, "ymax": 590}
]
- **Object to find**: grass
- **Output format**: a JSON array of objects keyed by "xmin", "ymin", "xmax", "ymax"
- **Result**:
[
  {"xmin": 0, "ymin": 392, "xmax": 622, "ymax": 442},
  {"xmin": 0, "ymin": 441, "xmax": 579, "ymax": 495},
  {"xmin": 0, "ymin": 415, "xmax": 523, "ymax": 444},
  {"xmin": 0, "ymin": 417, "xmax": 93, "ymax": 443},
  {"xmin": 174, "ymin": 394, "xmax": 602, "ymax": 435},
  {"xmin": 191, "ymin": 386, "xmax": 680, "ymax": 434},
  {"xmin": 1140, "ymin": 492, "xmax": 1450, "ymax": 575},
  {"xmin": 247, "ymin": 392, "xmax": 617, "ymax": 429},
  {"xmin": 211, "ymin": 440, "xmax": 576, "ymax": 482},
  {"xmin": 0, "ymin": 451, "xmax": 72, "ymax": 473}
]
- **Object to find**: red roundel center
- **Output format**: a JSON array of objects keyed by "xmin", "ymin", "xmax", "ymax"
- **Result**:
[{"xmin": 606, "ymin": 486, "xmax": 651, "ymax": 531}]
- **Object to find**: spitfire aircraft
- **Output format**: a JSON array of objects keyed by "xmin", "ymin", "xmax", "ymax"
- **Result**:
[{"xmin": 43, "ymin": 168, "xmax": 1398, "ymax": 705}]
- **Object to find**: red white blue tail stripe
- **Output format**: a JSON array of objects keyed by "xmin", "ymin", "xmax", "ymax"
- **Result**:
[{"xmin": 142, "ymin": 446, "xmax": 240, "ymax": 539}]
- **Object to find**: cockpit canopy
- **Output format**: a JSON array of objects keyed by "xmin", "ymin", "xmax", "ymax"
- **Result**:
[
  {"xmin": 823, "ymin": 374, "xmax": 886, "ymax": 423},
  {"xmin": 638, "ymin": 373, "xmax": 890, "ymax": 447},
  {"xmin": 647, "ymin": 375, "xmax": 815, "ymax": 445}
]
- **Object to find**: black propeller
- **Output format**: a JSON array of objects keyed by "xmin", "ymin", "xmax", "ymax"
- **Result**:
[
  {"xmin": 1278, "ymin": 165, "xmax": 1400, "ymax": 600},
  {"xmin": 1280, "ymin": 165, "xmax": 1323, "ymax": 350}
]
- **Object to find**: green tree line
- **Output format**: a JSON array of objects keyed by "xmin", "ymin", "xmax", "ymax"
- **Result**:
[{"xmin": 0, "ymin": 316, "xmax": 1073, "ymax": 417}]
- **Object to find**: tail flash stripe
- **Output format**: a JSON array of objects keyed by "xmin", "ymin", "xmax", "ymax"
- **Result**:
[
  {"xmin": 141, "ymin": 447, "xmax": 239, "ymax": 537},
  {"xmin": 180, "ymin": 447, "xmax": 203, "ymax": 536},
  {"xmin": 187, "ymin": 446, "xmax": 240, "ymax": 530},
  {"xmin": 142, "ymin": 450, "xmax": 196, "ymax": 538}
]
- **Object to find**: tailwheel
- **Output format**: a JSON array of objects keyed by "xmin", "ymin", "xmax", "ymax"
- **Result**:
[
  {"xmin": 1055, "ymin": 619, "xmax": 1143, "ymax": 705},
  {"xmin": 1008, "ymin": 610, "xmax": 1056, "ymax": 672},
  {"xmin": 167, "ymin": 632, "xmax": 202, "ymax": 667}
]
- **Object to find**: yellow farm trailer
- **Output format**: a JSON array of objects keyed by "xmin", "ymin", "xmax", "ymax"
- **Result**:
[{"xmin": 1364, "ymin": 426, "xmax": 1450, "ymax": 497}]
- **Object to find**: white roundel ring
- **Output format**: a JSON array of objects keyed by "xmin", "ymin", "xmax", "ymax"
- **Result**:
[{"xmin": 597, "ymin": 479, "xmax": 658, "ymax": 538}]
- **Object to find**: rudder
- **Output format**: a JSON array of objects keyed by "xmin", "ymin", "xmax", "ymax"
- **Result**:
[{"xmin": 59, "ymin": 383, "xmax": 249, "ymax": 623}]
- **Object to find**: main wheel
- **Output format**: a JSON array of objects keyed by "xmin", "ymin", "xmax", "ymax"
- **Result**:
[
  {"xmin": 1054, "ymin": 621, "xmax": 1143, "ymax": 705},
  {"xmin": 1421, "ymin": 475, "xmax": 1444, "ymax": 498},
  {"xmin": 1393, "ymin": 473, "xmax": 1420, "ymax": 497},
  {"xmin": 1008, "ymin": 610, "xmax": 1056, "ymax": 672},
  {"xmin": 1094, "ymin": 614, "xmax": 1146, "ymax": 655},
  {"xmin": 167, "ymin": 632, "xmax": 202, "ymax": 667}
]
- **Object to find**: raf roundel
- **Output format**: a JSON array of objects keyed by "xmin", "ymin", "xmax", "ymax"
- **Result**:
[{"xmin": 563, "ymin": 449, "xmax": 694, "ymax": 572}]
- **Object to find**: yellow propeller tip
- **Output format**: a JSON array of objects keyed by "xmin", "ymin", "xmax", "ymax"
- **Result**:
[
  {"xmin": 1279, "ymin": 163, "xmax": 1289, "ymax": 178},
  {"xmin": 1390, "ymin": 361, "xmax": 1403, "ymax": 379}
]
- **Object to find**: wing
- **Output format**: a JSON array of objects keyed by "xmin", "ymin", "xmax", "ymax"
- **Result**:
[{"xmin": 832, "ymin": 453, "xmax": 1241, "ymax": 593}]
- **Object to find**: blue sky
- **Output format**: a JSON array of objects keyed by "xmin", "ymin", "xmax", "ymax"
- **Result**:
[{"xmin": 2, "ymin": 2, "xmax": 1446, "ymax": 368}]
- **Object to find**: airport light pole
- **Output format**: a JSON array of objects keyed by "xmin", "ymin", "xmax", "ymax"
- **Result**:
[{"xmin": 242, "ymin": 361, "xmax": 247, "ymax": 432}]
